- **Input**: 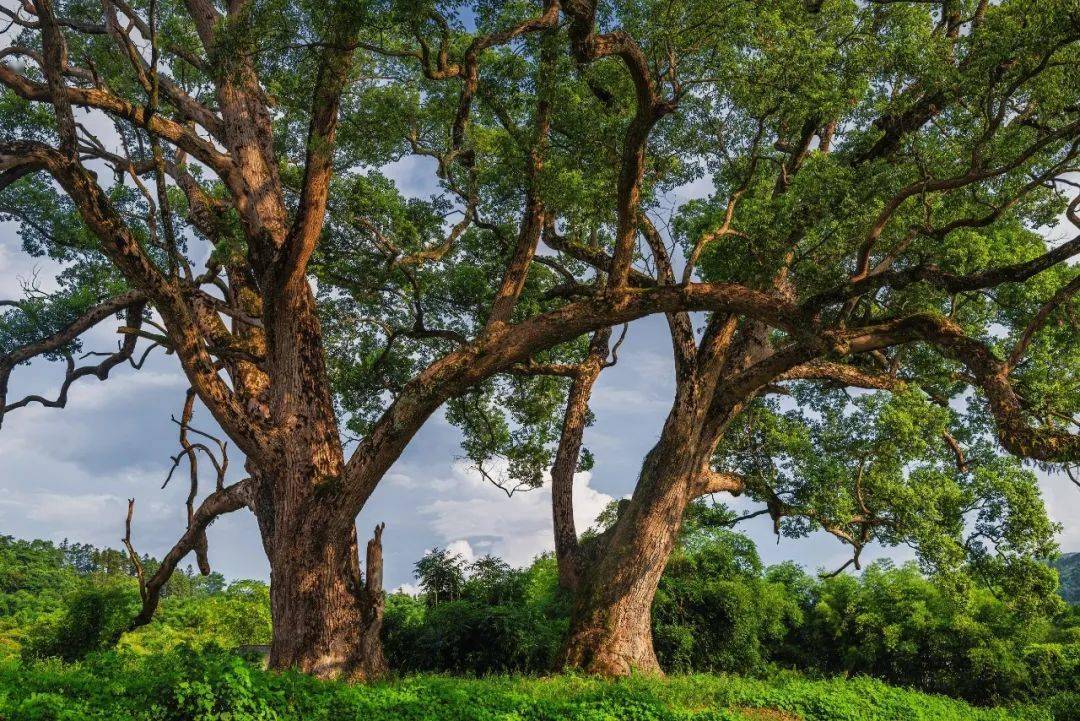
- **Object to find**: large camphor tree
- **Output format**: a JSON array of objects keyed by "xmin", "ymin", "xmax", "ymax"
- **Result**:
[
  {"xmin": 0, "ymin": 0, "xmax": 826, "ymax": 679},
  {"xmin": 531, "ymin": 0, "xmax": 1080, "ymax": 675},
  {"xmin": 1, "ymin": 0, "xmax": 1079, "ymax": 680}
]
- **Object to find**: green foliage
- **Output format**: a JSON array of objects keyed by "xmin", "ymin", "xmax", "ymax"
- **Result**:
[
  {"xmin": 384, "ymin": 554, "xmax": 569, "ymax": 674},
  {"xmin": 0, "ymin": 537, "xmax": 132, "ymax": 659},
  {"xmin": 0, "ymin": 536, "xmax": 268, "ymax": 662},
  {"xmin": 21, "ymin": 581, "xmax": 140, "ymax": 663},
  {"xmin": 3, "ymin": 532, "xmax": 1078, "ymax": 710},
  {"xmin": 0, "ymin": 648, "xmax": 1056, "ymax": 721},
  {"xmin": 412, "ymin": 547, "xmax": 467, "ymax": 605},
  {"xmin": 769, "ymin": 560, "xmax": 1080, "ymax": 705},
  {"xmin": 119, "ymin": 581, "xmax": 271, "ymax": 655},
  {"xmin": 716, "ymin": 384, "xmax": 1062, "ymax": 607},
  {"xmin": 383, "ymin": 520, "xmax": 1080, "ymax": 706},
  {"xmin": 654, "ymin": 526, "xmax": 801, "ymax": 674}
]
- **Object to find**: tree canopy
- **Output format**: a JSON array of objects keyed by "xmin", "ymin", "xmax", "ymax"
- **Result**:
[{"xmin": 0, "ymin": 0, "xmax": 1078, "ymax": 678}]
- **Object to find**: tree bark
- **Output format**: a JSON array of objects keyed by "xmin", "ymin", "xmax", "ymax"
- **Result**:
[
  {"xmin": 557, "ymin": 323, "xmax": 751, "ymax": 675},
  {"xmin": 551, "ymin": 328, "xmax": 612, "ymax": 590},
  {"xmin": 256, "ymin": 282, "xmax": 387, "ymax": 680},
  {"xmin": 560, "ymin": 432, "xmax": 700, "ymax": 675},
  {"xmin": 261, "ymin": 514, "xmax": 386, "ymax": 680}
]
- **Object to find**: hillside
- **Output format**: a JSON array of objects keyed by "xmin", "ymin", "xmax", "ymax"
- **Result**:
[{"xmin": 1056, "ymin": 553, "xmax": 1080, "ymax": 605}]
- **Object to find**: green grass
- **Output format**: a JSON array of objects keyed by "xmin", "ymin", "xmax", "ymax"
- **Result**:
[{"xmin": 0, "ymin": 647, "xmax": 1068, "ymax": 721}]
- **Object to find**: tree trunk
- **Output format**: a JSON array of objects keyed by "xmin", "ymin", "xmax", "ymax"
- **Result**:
[
  {"xmin": 560, "ymin": 439, "xmax": 697, "ymax": 676},
  {"xmin": 263, "ymin": 521, "xmax": 386, "ymax": 680},
  {"xmin": 248, "ymin": 280, "xmax": 389, "ymax": 680}
]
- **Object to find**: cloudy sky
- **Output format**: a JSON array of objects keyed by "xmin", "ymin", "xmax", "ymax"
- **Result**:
[{"xmin": 1, "ymin": 154, "xmax": 1078, "ymax": 592}]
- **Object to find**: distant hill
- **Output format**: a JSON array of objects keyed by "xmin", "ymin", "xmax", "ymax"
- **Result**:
[{"xmin": 1055, "ymin": 552, "xmax": 1080, "ymax": 604}]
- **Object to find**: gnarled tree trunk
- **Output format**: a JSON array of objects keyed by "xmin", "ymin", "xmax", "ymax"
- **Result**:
[
  {"xmin": 253, "ymin": 282, "xmax": 389, "ymax": 680},
  {"xmin": 560, "ymin": 427, "xmax": 701, "ymax": 675},
  {"xmin": 262, "ymin": 519, "xmax": 386, "ymax": 680},
  {"xmin": 554, "ymin": 312, "xmax": 749, "ymax": 675},
  {"xmin": 559, "ymin": 433, "xmax": 747, "ymax": 675}
]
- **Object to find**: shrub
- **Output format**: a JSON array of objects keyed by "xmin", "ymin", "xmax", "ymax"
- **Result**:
[{"xmin": 21, "ymin": 581, "xmax": 139, "ymax": 663}]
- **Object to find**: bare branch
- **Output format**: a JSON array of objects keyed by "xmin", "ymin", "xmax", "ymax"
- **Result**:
[{"xmin": 128, "ymin": 478, "xmax": 254, "ymax": 629}]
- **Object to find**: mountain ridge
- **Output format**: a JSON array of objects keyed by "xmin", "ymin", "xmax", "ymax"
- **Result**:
[{"xmin": 1055, "ymin": 552, "xmax": 1080, "ymax": 605}]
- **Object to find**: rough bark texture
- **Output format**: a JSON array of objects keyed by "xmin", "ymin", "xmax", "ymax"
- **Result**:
[
  {"xmin": 561, "ymin": 439, "xmax": 699, "ymax": 675},
  {"xmin": 556, "ymin": 314, "xmax": 759, "ymax": 676},
  {"xmin": 551, "ymin": 328, "xmax": 611, "ymax": 590},
  {"xmin": 558, "ymin": 424, "xmax": 752, "ymax": 675},
  {"xmin": 261, "ymin": 514, "xmax": 386, "ymax": 680}
]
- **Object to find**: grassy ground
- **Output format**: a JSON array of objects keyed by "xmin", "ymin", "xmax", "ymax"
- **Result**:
[{"xmin": 0, "ymin": 649, "xmax": 1065, "ymax": 721}]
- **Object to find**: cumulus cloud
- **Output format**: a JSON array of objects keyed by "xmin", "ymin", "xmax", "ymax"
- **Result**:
[
  {"xmin": 406, "ymin": 460, "xmax": 617, "ymax": 569},
  {"xmin": 445, "ymin": 538, "xmax": 476, "ymax": 563},
  {"xmin": 0, "ymin": 486, "xmax": 169, "ymax": 545},
  {"xmin": 1041, "ymin": 469, "xmax": 1080, "ymax": 551},
  {"xmin": 393, "ymin": 582, "xmax": 421, "ymax": 596}
]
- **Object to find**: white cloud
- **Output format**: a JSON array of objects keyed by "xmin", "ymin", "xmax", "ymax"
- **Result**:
[
  {"xmin": 385, "ymin": 469, "xmax": 459, "ymax": 492},
  {"xmin": 589, "ymin": 386, "xmax": 669, "ymax": 413},
  {"xmin": 393, "ymin": 582, "xmax": 421, "ymax": 596},
  {"xmin": 0, "ymin": 487, "xmax": 173, "ymax": 546},
  {"xmin": 0, "ymin": 489, "xmax": 119, "ymax": 522},
  {"xmin": 445, "ymin": 538, "xmax": 476, "ymax": 563},
  {"xmin": 1041, "ymin": 469, "xmax": 1080, "ymax": 552},
  {"xmin": 413, "ymin": 460, "xmax": 616, "ymax": 568}
]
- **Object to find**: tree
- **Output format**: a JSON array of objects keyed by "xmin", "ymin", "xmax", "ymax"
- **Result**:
[
  {"xmin": 413, "ymin": 548, "xmax": 466, "ymax": 606},
  {"xmin": 543, "ymin": 0, "xmax": 1080, "ymax": 675},
  {"xmin": 2, "ymin": 0, "xmax": 1079, "ymax": 682}
]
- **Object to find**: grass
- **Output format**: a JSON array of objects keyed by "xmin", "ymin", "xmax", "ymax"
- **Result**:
[{"xmin": 0, "ymin": 648, "xmax": 1061, "ymax": 721}]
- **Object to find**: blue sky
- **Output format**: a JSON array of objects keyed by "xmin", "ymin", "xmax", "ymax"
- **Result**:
[{"xmin": 1, "ymin": 156, "xmax": 1078, "ymax": 593}]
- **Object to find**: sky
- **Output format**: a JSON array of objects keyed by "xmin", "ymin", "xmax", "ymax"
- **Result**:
[{"xmin": 1, "ymin": 158, "xmax": 1078, "ymax": 594}]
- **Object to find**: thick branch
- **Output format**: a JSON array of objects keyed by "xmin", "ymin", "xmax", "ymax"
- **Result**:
[
  {"xmin": 692, "ymin": 470, "xmax": 745, "ymax": 498},
  {"xmin": 339, "ymin": 282, "xmax": 809, "ymax": 532},
  {"xmin": 278, "ymin": 15, "xmax": 361, "ymax": 290},
  {"xmin": 0, "ymin": 140, "xmax": 271, "ymax": 460},
  {"xmin": 551, "ymin": 328, "xmax": 611, "ymax": 590},
  {"xmin": 808, "ymin": 233, "xmax": 1080, "ymax": 310}
]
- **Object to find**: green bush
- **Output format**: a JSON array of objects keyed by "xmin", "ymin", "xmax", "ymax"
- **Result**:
[
  {"xmin": 769, "ymin": 561, "xmax": 1080, "ymax": 704},
  {"xmin": 654, "ymin": 528, "xmax": 801, "ymax": 673},
  {"xmin": 21, "ymin": 581, "xmax": 140, "ymax": 663},
  {"xmin": 384, "ymin": 555, "xmax": 569, "ymax": 674},
  {"xmin": 120, "ymin": 581, "xmax": 272, "ymax": 655}
]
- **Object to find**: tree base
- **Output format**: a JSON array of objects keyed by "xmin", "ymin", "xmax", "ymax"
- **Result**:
[{"xmin": 560, "ymin": 615, "xmax": 662, "ymax": 677}]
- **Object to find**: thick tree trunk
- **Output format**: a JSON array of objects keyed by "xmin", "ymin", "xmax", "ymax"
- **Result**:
[
  {"xmin": 560, "ymin": 440, "xmax": 697, "ymax": 675},
  {"xmin": 264, "ymin": 521, "xmax": 386, "ymax": 680},
  {"xmin": 246, "ymin": 279, "xmax": 389, "ymax": 680}
]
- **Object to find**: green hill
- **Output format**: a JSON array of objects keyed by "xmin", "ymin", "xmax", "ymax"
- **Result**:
[{"xmin": 1056, "ymin": 552, "xmax": 1080, "ymax": 605}]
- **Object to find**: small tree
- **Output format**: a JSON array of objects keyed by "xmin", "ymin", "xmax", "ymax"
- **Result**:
[{"xmin": 413, "ymin": 548, "xmax": 466, "ymax": 606}]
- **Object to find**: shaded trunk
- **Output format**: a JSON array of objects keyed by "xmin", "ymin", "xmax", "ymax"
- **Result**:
[
  {"xmin": 261, "ymin": 511, "xmax": 386, "ymax": 680},
  {"xmin": 561, "ymin": 439, "xmax": 698, "ymax": 675},
  {"xmin": 551, "ymin": 328, "xmax": 612, "ymax": 590},
  {"xmin": 558, "ymin": 373, "xmax": 747, "ymax": 675}
]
